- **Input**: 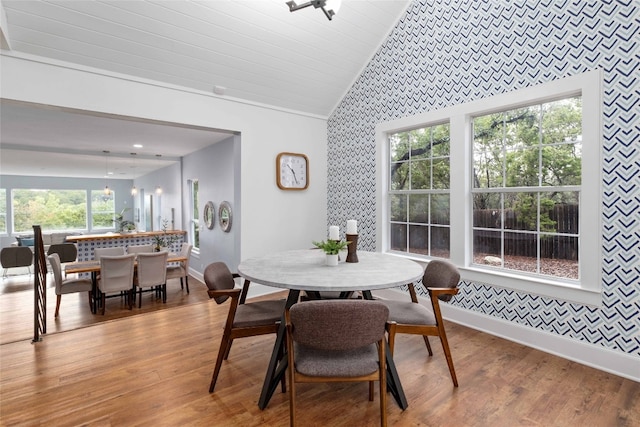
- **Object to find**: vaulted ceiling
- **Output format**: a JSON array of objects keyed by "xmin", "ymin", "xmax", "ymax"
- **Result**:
[{"xmin": 0, "ymin": 0, "xmax": 410, "ymax": 178}]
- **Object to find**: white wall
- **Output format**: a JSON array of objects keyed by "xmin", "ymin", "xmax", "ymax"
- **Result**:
[
  {"xmin": 1, "ymin": 54, "xmax": 328, "ymax": 278},
  {"xmin": 182, "ymin": 136, "xmax": 239, "ymax": 273},
  {"xmin": 133, "ymin": 162, "xmax": 182, "ymax": 232}
]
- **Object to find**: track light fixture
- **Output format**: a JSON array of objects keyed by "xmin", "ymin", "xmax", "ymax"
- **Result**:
[{"xmin": 285, "ymin": 0, "xmax": 341, "ymax": 20}]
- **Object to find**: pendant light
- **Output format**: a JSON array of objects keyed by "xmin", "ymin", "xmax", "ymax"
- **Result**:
[
  {"xmin": 130, "ymin": 152, "xmax": 138, "ymax": 196},
  {"xmin": 103, "ymin": 150, "xmax": 112, "ymax": 197}
]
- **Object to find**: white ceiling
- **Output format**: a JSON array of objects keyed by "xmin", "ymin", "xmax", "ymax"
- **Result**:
[{"xmin": 0, "ymin": 0, "xmax": 410, "ymax": 179}]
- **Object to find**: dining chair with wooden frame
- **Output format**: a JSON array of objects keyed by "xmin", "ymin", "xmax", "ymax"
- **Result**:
[
  {"xmin": 382, "ymin": 259, "xmax": 461, "ymax": 386},
  {"xmin": 286, "ymin": 299, "xmax": 389, "ymax": 427},
  {"xmin": 204, "ymin": 262, "xmax": 287, "ymax": 393}
]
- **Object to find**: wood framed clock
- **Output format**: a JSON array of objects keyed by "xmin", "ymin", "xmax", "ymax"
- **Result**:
[{"xmin": 276, "ymin": 152, "xmax": 309, "ymax": 190}]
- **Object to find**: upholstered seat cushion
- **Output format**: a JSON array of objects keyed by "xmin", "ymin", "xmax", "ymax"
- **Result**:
[
  {"xmin": 233, "ymin": 299, "xmax": 286, "ymax": 328},
  {"xmin": 380, "ymin": 299, "xmax": 436, "ymax": 325},
  {"xmin": 294, "ymin": 342, "xmax": 379, "ymax": 377}
]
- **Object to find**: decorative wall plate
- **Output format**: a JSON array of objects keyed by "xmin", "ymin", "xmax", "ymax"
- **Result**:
[{"xmin": 218, "ymin": 201, "xmax": 232, "ymax": 232}]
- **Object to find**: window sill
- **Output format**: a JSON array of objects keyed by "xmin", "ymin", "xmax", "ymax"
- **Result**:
[
  {"xmin": 381, "ymin": 251, "xmax": 602, "ymax": 307},
  {"xmin": 460, "ymin": 266, "xmax": 601, "ymax": 307}
]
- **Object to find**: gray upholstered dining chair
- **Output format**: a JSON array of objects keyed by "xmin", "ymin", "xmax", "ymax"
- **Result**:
[
  {"xmin": 286, "ymin": 299, "xmax": 389, "ymax": 427},
  {"xmin": 94, "ymin": 246, "xmax": 126, "ymax": 260},
  {"xmin": 48, "ymin": 253, "xmax": 92, "ymax": 317},
  {"xmin": 166, "ymin": 243, "xmax": 192, "ymax": 293},
  {"xmin": 204, "ymin": 261, "xmax": 286, "ymax": 393},
  {"xmin": 381, "ymin": 259, "xmax": 461, "ymax": 386},
  {"xmin": 97, "ymin": 254, "xmax": 135, "ymax": 314},
  {"xmin": 135, "ymin": 251, "xmax": 168, "ymax": 308},
  {"xmin": 126, "ymin": 244, "xmax": 154, "ymax": 255}
]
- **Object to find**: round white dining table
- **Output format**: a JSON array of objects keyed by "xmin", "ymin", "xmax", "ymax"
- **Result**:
[
  {"xmin": 238, "ymin": 249, "xmax": 424, "ymax": 411},
  {"xmin": 238, "ymin": 249, "xmax": 424, "ymax": 292}
]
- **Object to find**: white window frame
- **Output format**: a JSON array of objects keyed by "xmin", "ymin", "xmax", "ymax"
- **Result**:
[
  {"xmin": 189, "ymin": 179, "xmax": 200, "ymax": 252},
  {"xmin": 376, "ymin": 70, "xmax": 602, "ymax": 306},
  {"xmin": 0, "ymin": 188, "xmax": 7, "ymax": 235}
]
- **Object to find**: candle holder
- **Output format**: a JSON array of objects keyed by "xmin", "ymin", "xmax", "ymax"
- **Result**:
[{"xmin": 346, "ymin": 234, "xmax": 358, "ymax": 263}]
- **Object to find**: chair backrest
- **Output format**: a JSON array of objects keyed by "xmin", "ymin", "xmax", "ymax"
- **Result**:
[
  {"xmin": 180, "ymin": 243, "xmax": 193, "ymax": 269},
  {"xmin": 136, "ymin": 252, "xmax": 168, "ymax": 287},
  {"xmin": 422, "ymin": 260, "xmax": 460, "ymax": 302},
  {"xmin": 203, "ymin": 262, "xmax": 236, "ymax": 304},
  {"xmin": 47, "ymin": 253, "xmax": 64, "ymax": 294},
  {"xmin": 127, "ymin": 244, "xmax": 154, "ymax": 255},
  {"xmin": 99, "ymin": 254, "xmax": 135, "ymax": 293},
  {"xmin": 289, "ymin": 300, "xmax": 389, "ymax": 351},
  {"xmin": 94, "ymin": 246, "xmax": 126, "ymax": 260},
  {"xmin": 1, "ymin": 246, "xmax": 33, "ymax": 268},
  {"xmin": 47, "ymin": 243, "xmax": 78, "ymax": 263}
]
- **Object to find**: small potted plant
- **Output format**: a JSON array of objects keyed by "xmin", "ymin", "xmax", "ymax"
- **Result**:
[
  {"xmin": 114, "ymin": 208, "xmax": 136, "ymax": 233},
  {"xmin": 312, "ymin": 239, "xmax": 351, "ymax": 266},
  {"xmin": 153, "ymin": 219, "xmax": 178, "ymax": 251}
]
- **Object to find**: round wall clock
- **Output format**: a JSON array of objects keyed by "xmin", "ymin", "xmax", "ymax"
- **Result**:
[
  {"xmin": 204, "ymin": 201, "xmax": 215, "ymax": 230},
  {"xmin": 276, "ymin": 152, "xmax": 309, "ymax": 190}
]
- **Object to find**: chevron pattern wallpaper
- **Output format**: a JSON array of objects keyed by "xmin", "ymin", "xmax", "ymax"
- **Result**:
[{"xmin": 327, "ymin": 0, "xmax": 639, "ymax": 356}]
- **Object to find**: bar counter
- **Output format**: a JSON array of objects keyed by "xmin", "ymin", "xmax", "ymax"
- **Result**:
[{"xmin": 66, "ymin": 230, "xmax": 186, "ymax": 262}]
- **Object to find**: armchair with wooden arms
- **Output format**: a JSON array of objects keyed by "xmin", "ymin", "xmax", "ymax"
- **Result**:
[
  {"xmin": 204, "ymin": 262, "xmax": 286, "ymax": 393},
  {"xmin": 381, "ymin": 259, "xmax": 461, "ymax": 386},
  {"xmin": 286, "ymin": 299, "xmax": 389, "ymax": 427}
]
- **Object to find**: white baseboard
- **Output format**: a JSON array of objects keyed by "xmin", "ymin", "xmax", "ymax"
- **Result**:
[{"xmin": 372, "ymin": 288, "xmax": 640, "ymax": 382}]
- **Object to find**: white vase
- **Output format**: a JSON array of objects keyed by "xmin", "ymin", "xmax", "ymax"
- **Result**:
[{"xmin": 326, "ymin": 254, "xmax": 339, "ymax": 266}]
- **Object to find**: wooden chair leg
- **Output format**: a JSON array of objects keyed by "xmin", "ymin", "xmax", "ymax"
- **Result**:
[
  {"xmin": 288, "ymin": 361, "xmax": 296, "ymax": 427},
  {"xmin": 438, "ymin": 329, "xmax": 458, "ymax": 387},
  {"xmin": 101, "ymin": 293, "xmax": 106, "ymax": 315},
  {"xmin": 387, "ymin": 323, "xmax": 397, "ymax": 356},
  {"xmin": 223, "ymin": 339, "xmax": 234, "ymax": 360},
  {"xmin": 423, "ymin": 335, "xmax": 433, "ymax": 356},
  {"xmin": 55, "ymin": 295, "xmax": 62, "ymax": 318},
  {"xmin": 162, "ymin": 284, "xmax": 167, "ymax": 303},
  {"xmin": 379, "ymin": 340, "xmax": 387, "ymax": 427},
  {"xmin": 369, "ymin": 381, "xmax": 374, "ymax": 401},
  {"xmin": 185, "ymin": 276, "xmax": 189, "ymax": 294},
  {"xmin": 209, "ymin": 333, "xmax": 231, "ymax": 393},
  {"xmin": 87, "ymin": 291, "xmax": 92, "ymax": 311}
]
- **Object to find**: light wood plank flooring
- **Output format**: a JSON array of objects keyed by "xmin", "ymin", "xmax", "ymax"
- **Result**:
[
  {"xmin": 1, "ymin": 288, "xmax": 638, "ymax": 426},
  {"xmin": 0, "ymin": 272, "xmax": 211, "ymax": 345}
]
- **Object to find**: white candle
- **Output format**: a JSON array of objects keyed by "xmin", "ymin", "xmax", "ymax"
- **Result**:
[
  {"xmin": 329, "ymin": 225, "xmax": 339, "ymax": 240},
  {"xmin": 346, "ymin": 220, "xmax": 357, "ymax": 235}
]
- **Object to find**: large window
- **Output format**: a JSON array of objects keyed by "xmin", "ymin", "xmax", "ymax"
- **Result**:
[
  {"xmin": 377, "ymin": 70, "xmax": 601, "ymax": 305},
  {"xmin": 472, "ymin": 98, "xmax": 581, "ymax": 280},
  {"xmin": 389, "ymin": 124, "xmax": 451, "ymax": 258},
  {"xmin": 11, "ymin": 189, "xmax": 87, "ymax": 233},
  {"xmin": 0, "ymin": 189, "xmax": 6, "ymax": 234},
  {"xmin": 91, "ymin": 190, "xmax": 116, "ymax": 229},
  {"xmin": 189, "ymin": 179, "xmax": 200, "ymax": 250}
]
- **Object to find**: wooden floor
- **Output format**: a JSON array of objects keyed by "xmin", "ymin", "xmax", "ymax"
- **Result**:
[
  {"xmin": 0, "ymin": 271, "xmax": 211, "ymax": 345},
  {"xmin": 1, "ymin": 282, "xmax": 639, "ymax": 426}
]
